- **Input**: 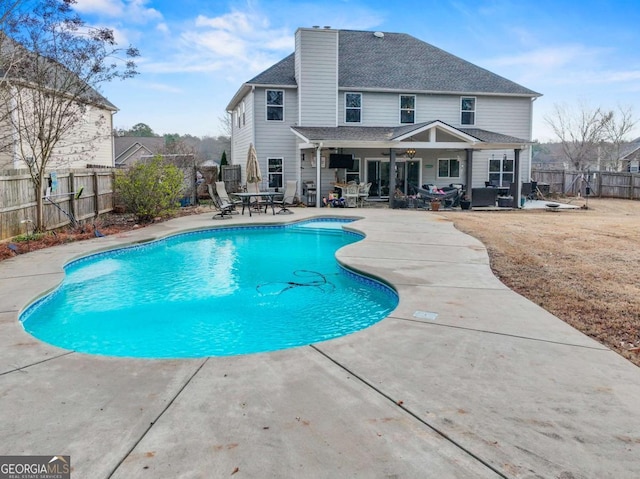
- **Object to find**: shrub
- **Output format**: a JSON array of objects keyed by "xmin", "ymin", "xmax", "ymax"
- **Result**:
[{"xmin": 115, "ymin": 156, "xmax": 184, "ymax": 222}]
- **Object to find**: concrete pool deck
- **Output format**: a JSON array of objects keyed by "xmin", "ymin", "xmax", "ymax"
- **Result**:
[{"xmin": 1, "ymin": 207, "xmax": 639, "ymax": 478}]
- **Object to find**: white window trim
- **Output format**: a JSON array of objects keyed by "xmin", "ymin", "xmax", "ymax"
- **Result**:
[
  {"xmin": 266, "ymin": 89, "xmax": 285, "ymax": 122},
  {"xmin": 460, "ymin": 96, "xmax": 476, "ymax": 126},
  {"xmin": 437, "ymin": 157, "xmax": 461, "ymax": 179},
  {"xmin": 346, "ymin": 157, "xmax": 361, "ymax": 182},
  {"xmin": 267, "ymin": 157, "xmax": 284, "ymax": 189},
  {"xmin": 488, "ymin": 154, "xmax": 514, "ymax": 186},
  {"xmin": 399, "ymin": 94, "xmax": 416, "ymax": 124},
  {"xmin": 344, "ymin": 92, "xmax": 362, "ymax": 123}
]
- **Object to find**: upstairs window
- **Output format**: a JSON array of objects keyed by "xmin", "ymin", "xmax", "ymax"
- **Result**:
[
  {"xmin": 345, "ymin": 93, "xmax": 362, "ymax": 123},
  {"xmin": 400, "ymin": 95, "xmax": 415, "ymax": 124},
  {"xmin": 461, "ymin": 97, "xmax": 475, "ymax": 125},
  {"xmin": 266, "ymin": 90, "xmax": 284, "ymax": 121}
]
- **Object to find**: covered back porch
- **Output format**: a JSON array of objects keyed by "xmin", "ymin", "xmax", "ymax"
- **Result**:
[{"xmin": 291, "ymin": 121, "xmax": 531, "ymax": 209}]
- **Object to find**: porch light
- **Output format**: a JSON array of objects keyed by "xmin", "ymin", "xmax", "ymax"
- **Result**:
[{"xmin": 405, "ymin": 148, "xmax": 416, "ymax": 159}]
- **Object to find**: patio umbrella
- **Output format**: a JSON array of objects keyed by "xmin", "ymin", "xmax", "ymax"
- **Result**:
[{"xmin": 246, "ymin": 143, "xmax": 262, "ymax": 184}]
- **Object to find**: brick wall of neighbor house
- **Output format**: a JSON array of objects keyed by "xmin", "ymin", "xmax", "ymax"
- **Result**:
[
  {"xmin": 295, "ymin": 27, "xmax": 338, "ymax": 127},
  {"xmin": 254, "ymin": 86, "xmax": 299, "ymax": 188}
]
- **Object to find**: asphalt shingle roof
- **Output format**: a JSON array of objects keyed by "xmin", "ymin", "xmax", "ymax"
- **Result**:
[
  {"xmin": 248, "ymin": 29, "xmax": 539, "ymax": 97},
  {"xmin": 291, "ymin": 124, "xmax": 528, "ymax": 144}
]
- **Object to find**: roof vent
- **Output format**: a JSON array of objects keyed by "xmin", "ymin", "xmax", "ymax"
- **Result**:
[
  {"xmin": 374, "ymin": 31, "xmax": 384, "ymax": 38},
  {"xmin": 323, "ymin": 26, "xmax": 331, "ymax": 29},
  {"xmin": 312, "ymin": 25, "xmax": 320, "ymax": 29}
]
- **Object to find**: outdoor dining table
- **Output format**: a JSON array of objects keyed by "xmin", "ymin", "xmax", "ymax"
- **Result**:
[{"xmin": 232, "ymin": 191, "xmax": 279, "ymax": 217}]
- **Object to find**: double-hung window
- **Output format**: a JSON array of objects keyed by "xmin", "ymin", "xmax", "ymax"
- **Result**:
[
  {"xmin": 400, "ymin": 95, "xmax": 415, "ymax": 124},
  {"xmin": 438, "ymin": 158, "xmax": 460, "ymax": 179},
  {"xmin": 266, "ymin": 90, "xmax": 284, "ymax": 121},
  {"xmin": 489, "ymin": 154, "xmax": 514, "ymax": 186},
  {"xmin": 268, "ymin": 158, "xmax": 283, "ymax": 188},
  {"xmin": 461, "ymin": 97, "xmax": 475, "ymax": 125},
  {"xmin": 345, "ymin": 93, "xmax": 362, "ymax": 123}
]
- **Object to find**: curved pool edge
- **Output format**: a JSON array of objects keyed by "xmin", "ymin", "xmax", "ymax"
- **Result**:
[
  {"xmin": 19, "ymin": 213, "xmax": 399, "ymax": 359},
  {"xmin": 11, "ymin": 213, "xmax": 363, "ymax": 318}
]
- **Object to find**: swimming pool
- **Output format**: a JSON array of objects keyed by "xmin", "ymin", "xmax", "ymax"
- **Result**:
[{"xmin": 20, "ymin": 218, "xmax": 398, "ymax": 358}]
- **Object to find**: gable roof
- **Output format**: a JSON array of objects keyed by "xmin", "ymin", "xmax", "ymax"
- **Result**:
[
  {"xmin": 291, "ymin": 121, "xmax": 529, "ymax": 148},
  {"xmin": 114, "ymin": 136, "xmax": 165, "ymax": 165},
  {"xmin": 0, "ymin": 33, "xmax": 117, "ymax": 111},
  {"xmin": 229, "ymin": 29, "xmax": 540, "ymax": 110}
]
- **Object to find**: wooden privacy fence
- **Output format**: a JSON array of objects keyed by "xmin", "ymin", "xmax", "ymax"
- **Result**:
[
  {"xmin": 0, "ymin": 168, "xmax": 115, "ymax": 240},
  {"xmin": 532, "ymin": 169, "xmax": 640, "ymax": 200}
]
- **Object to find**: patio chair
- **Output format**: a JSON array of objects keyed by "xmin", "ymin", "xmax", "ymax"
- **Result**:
[
  {"xmin": 273, "ymin": 180, "xmax": 297, "ymax": 214},
  {"xmin": 208, "ymin": 184, "xmax": 234, "ymax": 220},
  {"xmin": 246, "ymin": 181, "xmax": 267, "ymax": 214},
  {"xmin": 343, "ymin": 183, "xmax": 359, "ymax": 208},
  {"xmin": 215, "ymin": 181, "xmax": 242, "ymax": 212},
  {"xmin": 358, "ymin": 182, "xmax": 372, "ymax": 207}
]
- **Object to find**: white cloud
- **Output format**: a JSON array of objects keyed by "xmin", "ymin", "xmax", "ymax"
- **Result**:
[
  {"xmin": 141, "ymin": 8, "xmax": 293, "ymax": 77},
  {"xmin": 488, "ymin": 44, "xmax": 607, "ymax": 70},
  {"xmin": 73, "ymin": 0, "xmax": 162, "ymax": 23},
  {"xmin": 73, "ymin": 0, "xmax": 124, "ymax": 16}
]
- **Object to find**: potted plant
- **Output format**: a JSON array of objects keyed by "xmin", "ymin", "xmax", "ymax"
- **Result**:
[
  {"xmin": 460, "ymin": 195, "xmax": 471, "ymax": 210},
  {"xmin": 430, "ymin": 198, "xmax": 441, "ymax": 211}
]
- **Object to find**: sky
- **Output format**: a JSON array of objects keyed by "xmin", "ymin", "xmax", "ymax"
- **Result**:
[{"xmin": 74, "ymin": 0, "xmax": 640, "ymax": 141}]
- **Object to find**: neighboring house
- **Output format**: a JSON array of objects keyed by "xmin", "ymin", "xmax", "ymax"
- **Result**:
[
  {"xmin": 114, "ymin": 136, "xmax": 165, "ymax": 168},
  {"xmin": 619, "ymin": 138, "xmax": 640, "ymax": 173},
  {"xmin": 226, "ymin": 27, "xmax": 541, "ymax": 207},
  {"xmin": 0, "ymin": 34, "xmax": 117, "ymax": 170}
]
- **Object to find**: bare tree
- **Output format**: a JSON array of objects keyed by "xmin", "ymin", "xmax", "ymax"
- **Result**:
[
  {"xmin": 545, "ymin": 102, "xmax": 612, "ymax": 171},
  {"xmin": 218, "ymin": 111, "xmax": 231, "ymax": 137},
  {"xmin": 600, "ymin": 105, "xmax": 637, "ymax": 171},
  {"xmin": 0, "ymin": 0, "xmax": 138, "ymax": 230}
]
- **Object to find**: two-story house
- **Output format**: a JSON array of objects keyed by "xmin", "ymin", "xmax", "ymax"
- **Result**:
[{"xmin": 226, "ymin": 27, "xmax": 541, "ymax": 207}]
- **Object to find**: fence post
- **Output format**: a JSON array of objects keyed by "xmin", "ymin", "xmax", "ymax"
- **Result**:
[
  {"xmin": 93, "ymin": 171, "xmax": 99, "ymax": 216},
  {"xmin": 69, "ymin": 172, "xmax": 76, "ymax": 225}
]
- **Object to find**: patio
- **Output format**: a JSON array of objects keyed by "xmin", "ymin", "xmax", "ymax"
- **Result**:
[{"xmin": 1, "ymin": 207, "xmax": 638, "ymax": 478}]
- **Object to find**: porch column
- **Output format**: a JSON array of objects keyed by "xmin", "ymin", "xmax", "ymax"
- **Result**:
[
  {"xmin": 465, "ymin": 149, "xmax": 473, "ymax": 201},
  {"xmin": 514, "ymin": 148, "xmax": 521, "ymax": 208},
  {"xmin": 389, "ymin": 148, "xmax": 397, "ymax": 208},
  {"xmin": 315, "ymin": 144, "xmax": 322, "ymax": 208}
]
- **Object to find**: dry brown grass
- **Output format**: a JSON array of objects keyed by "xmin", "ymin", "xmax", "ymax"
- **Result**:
[{"xmin": 439, "ymin": 197, "xmax": 640, "ymax": 367}]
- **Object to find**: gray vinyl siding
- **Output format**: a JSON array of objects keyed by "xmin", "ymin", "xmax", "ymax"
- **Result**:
[
  {"xmin": 296, "ymin": 28, "xmax": 338, "ymax": 127},
  {"xmin": 254, "ymin": 87, "xmax": 299, "ymax": 190},
  {"xmin": 230, "ymin": 90, "xmax": 255, "ymax": 184},
  {"xmin": 337, "ymin": 91, "xmax": 532, "ymax": 141},
  {"xmin": 475, "ymin": 96, "xmax": 532, "ymax": 140}
]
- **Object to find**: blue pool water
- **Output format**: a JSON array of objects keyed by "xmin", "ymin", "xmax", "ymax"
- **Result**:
[{"xmin": 20, "ymin": 218, "xmax": 398, "ymax": 358}]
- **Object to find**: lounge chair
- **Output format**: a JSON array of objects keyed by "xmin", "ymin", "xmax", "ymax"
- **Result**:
[
  {"xmin": 273, "ymin": 180, "xmax": 297, "ymax": 214},
  {"xmin": 215, "ymin": 181, "xmax": 241, "ymax": 213},
  {"xmin": 208, "ymin": 184, "xmax": 234, "ymax": 220}
]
